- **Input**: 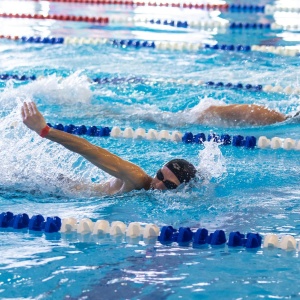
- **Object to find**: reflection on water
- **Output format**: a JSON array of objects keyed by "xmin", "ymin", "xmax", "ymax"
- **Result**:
[{"xmin": 0, "ymin": 0, "xmax": 300, "ymax": 299}]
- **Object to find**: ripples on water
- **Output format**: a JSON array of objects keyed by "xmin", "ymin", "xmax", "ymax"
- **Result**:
[{"xmin": 0, "ymin": 0, "xmax": 300, "ymax": 299}]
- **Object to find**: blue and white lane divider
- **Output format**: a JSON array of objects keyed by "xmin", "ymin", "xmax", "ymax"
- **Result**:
[
  {"xmin": 110, "ymin": 18, "xmax": 276, "ymax": 30},
  {"xmin": 1, "ymin": 73, "xmax": 300, "ymax": 95},
  {"xmin": 1, "ymin": 14, "xmax": 298, "ymax": 31},
  {"xmin": 217, "ymin": 4, "xmax": 300, "ymax": 14},
  {"xmin": 2, "ymin": 35, "xmax": 299, "ymax": 57},
  {"xmin": 0, "ymin": 212, "xmax": 299, "ymax": 251},
  {"xmin": 47, "ymin": 123, "xmax": 300, "ymax": 151},
  {"xmin": 111, "ymin": 18, "xmax": 300, "ymax": 32}
]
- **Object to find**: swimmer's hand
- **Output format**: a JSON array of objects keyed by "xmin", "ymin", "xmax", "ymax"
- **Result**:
[{"xmin": 21, "ymin": 102, "xmax": 47, "ymax": 134}]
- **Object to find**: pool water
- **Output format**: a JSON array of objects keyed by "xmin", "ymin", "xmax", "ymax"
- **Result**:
[{"xmin": 0, "ymin": 0, "xmax": 300, "ymax": 299}]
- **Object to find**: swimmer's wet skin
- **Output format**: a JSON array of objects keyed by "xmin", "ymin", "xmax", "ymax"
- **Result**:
[
  {"xmin": 21, "ymin": 102, "xmax": 197, "ymax": 195},
  {"xmin": 197, "ymin": 104, "xmax": 287, "ymax": 126}
]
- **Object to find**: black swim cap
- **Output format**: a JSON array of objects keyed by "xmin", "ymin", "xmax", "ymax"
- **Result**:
[{"xmin": 165, "ymin": 159, "xmax": 197, "ymax": 184}]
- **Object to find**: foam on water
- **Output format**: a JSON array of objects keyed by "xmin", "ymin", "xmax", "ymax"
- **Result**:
[
  {"xmin": 83, "ymin": 94, "xmax": 226, "ymax": 127},
  {"xmin": 183, "ymin": 96, "xmax": 227, "ymax": 124},
  {"xmin": 0, "ymin": 71, "xmax": 93, "ymax": 110},
  {"xmin": 197, "ymin": 140, "xmax": 227, "ymax": 183}
]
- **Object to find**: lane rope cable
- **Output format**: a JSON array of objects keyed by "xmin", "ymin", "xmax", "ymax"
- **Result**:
[
  {"xmin": 1, "ymin": 35, "xmax": 299, "ymax": 57},
  {"xmin": 40, "ymin": 122, "xmax": 300, "ymax": 151},
  {"xmin": 0, "ymin": 211, "xmax": 299, "ymax": 251},
  {"xmin": 1, "ymin": 73, "xmax": 299, "ymax": 95}
]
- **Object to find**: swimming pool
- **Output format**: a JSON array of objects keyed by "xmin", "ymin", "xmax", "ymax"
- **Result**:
[{"xmin": 0, "ymin": 0, "xmax": 300, "ymax": 298}]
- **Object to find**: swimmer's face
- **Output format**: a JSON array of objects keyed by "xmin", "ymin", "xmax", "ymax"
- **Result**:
[{"xmin": 151, "ymin": 166, "xmax": 181, "ymax": 190}]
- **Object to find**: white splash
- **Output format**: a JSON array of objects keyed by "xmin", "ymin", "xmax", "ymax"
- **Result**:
[
  {"xmin": 183, "ymin": 96, "xmax": 226, "ymax": 124},
  {"xmin": 0, "ymin": 71, "xmax": 93, "ymax": 109},
  {"xmin": 82, "ymin": 96, "xmax": 224, "ymax": 127},
  {"xmin": 197, "ymin": 140, "xmax": 227, "ymax": 183}
]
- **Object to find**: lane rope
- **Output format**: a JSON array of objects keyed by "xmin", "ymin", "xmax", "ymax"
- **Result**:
[
  {"xmin": 0, "ymin": 211, "xmax": 299, "ymax": 251},
  {"xmin": 1, "ymin": 13, "xmax": 299, "ymax": 31},
  {"xmin": 1, "ymin": 35, "xmax": 299, "ymax": 57},
  {"xmin": 43, "ymin": 123, "xmax": 300, "ymax": 151},
  {"xmin": 10, "ymin": 1, "xmax": 300, "ymax": 15},
  {"xmin": 1, "ymin": 73, "xmax": 300, "ymax": 95},
  {"xmin": 10, "ymin": 1, "xmax": 266, "ymax": 13},
  {"xmin": 0, "ymin": 13, "xmax": 109, "ymax": 24}
]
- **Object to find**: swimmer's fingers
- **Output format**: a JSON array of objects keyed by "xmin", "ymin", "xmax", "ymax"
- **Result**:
[
  {"xmin": 21, "ymin": 102, "xmax": 29, "ymax": 121},
  {"xmin": 26, "ymin": 101, "xmax": 36, "ymax": 116},
  {"xmin": 22, "ymin": 102, "xmax": 38, "ymax": 120},
  {"xmin": 29, "ymin": 102, "xmax": 38, "ymax": 115},
  {"xmin": 21, "ymin": 105, "xmax": 26, "ymax": 121},
  {"xmin": 30, "ymin": 102, "xmax": 45, "ymax": 120}
]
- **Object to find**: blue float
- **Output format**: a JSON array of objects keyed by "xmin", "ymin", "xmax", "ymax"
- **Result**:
[
  {"xmin": 182, "ymin": 132, "xmax": 194, "ymax": 143},
  {"xmin": 44, "ymin": 217, "xmax": 61, "ymax": 233},
  {"xmin": 228, "ymin": 231, "xmax": 245, "ymax": 247},
  {"xmin": 207, "ymin": 230, "xmax": 227, "ymax": 245},
  {"xmin": 245, "ymin": 136, "xmax": 256, "ymax": 148},
  {"xmin": 86, "ymin": 126, "xmax": 98, "ymax": 136},
  {"xmin": 193, "ymin": 228, "xmax": 209, "ymax": 245},
  {"xmin": 193, "ymin": 133, "xmax": 206, "ymax": 144},
  {"xmin": 221, "ymin": 134, "xmax": 231, "ymax": 145},
  {"xmin": 206, "ymin": 81, "xmax": 214, "ymax": 86},
  {"xmin": 245, "ymin": 233, "xmax": 262, "ymax": 248},
  {"xmin": 175, "ymin": 227, "xmax": 193, "ymax": 243},
  {"xmin": 158, "ymin": 226, "xmax": 177, "ymax": 242},
  {"xmin": 12, "ymin": 213, "xmax": 29, "ymax": 229},
  {"xmin": 0, "ymin": 212, "xmax": 14, "ymax": 228},
  {"xmin": 232, "ymin": 135, "xmax": 244, "ymax": 147},
  {"xmin": 75, "ymin": 125, "xmax": 87, "ymax": 135},
  {"xmin": 28, "ymin": 215, "xmax": 45, "ymax": 231},
  {"xmin": 97, "ymin": 127, "xmax": 110, "ymax": 137},
  {"xmin": 207, "ymin": 133, "xmax": 219, "ymax": 142}
]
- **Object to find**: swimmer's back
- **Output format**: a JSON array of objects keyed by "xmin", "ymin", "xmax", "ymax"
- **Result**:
[{"xmin": 198, "ymin": 104, "xmax": 287, "ymax": 126}]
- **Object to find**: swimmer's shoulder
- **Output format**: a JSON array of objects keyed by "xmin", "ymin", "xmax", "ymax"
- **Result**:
[{"xmin": 107, "ymin": 174, "xmax": 152, "ymax": 194}]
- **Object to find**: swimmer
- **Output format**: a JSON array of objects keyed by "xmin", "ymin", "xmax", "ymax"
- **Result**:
[
  {"xmin": 21, "ymin": 102, "xmax": 197, "ymax": 195},
  {"xmin": 197, "ymin": 104, "xmax": 297, "ymax": 126},
  {"xmin": 91, "ymin": 101, "xmax": 298, "ymax": 127}
]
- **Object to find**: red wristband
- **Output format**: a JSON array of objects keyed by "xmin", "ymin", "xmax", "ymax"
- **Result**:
[{"xmin": 40, "ymin": 125, "xmax": 51, "ymax": 138}]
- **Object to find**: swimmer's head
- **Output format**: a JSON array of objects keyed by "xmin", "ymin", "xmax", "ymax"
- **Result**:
[{"xmin": 152, "ymin": 159, "xmax": 197, "ymax": 190}]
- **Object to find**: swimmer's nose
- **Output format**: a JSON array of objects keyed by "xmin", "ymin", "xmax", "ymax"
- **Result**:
[{"xmin": 152, "ymin": 178, "xmax": 166, "ymax": 190}]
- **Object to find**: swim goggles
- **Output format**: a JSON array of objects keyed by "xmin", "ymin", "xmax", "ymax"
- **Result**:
[{"xmin": 156, "ymin": 169, "xmax": 178, "ymax": 190}]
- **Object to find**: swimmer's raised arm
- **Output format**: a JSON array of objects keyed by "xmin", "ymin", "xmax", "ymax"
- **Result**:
[{"xmin": 21, "ymin": 102, "xmax": 150, "ymax": 190}]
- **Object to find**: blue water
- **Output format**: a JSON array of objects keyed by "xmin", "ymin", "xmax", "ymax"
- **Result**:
[{"xmin": 0, "ymin": 0, "xmax": 300, "ymax": 299}]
